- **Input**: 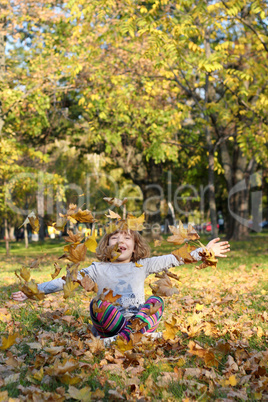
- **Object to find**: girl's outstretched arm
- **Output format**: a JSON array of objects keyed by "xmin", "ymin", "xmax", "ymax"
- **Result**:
[
  {"xmin": 206, "ymin": 238, "xmax": 230, "ymax": 257},
  {"xmin": 12, "ymin": 291, "xmax": 28, "ymax": 301}
]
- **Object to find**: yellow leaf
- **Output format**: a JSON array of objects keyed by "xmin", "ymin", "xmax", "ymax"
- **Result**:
[
  {"xmin": 228, "ymin": 375, "xmax": 237, "ymax": 386},
  {"xmin": 135, "ymin": 262, "xmax": 143, "ymax": 267},
  {"xmin": 19, "ymin": 280, "xmax": 45, "ymax": 301},
  {"xmin": 0, "ymin": 333, "xmax": 19, "ymax": 350},
  {"xmin": 257, "ymin": 326, "xmax": 264, "ymax": 338},
  {"xmin": 195, "ymin": 303, "xmax": 204, "ymax": 311},
  {"xmin": 103, "ymin": 197, "xmax": 128, "ymax": 208},
  {"xmin": 85, "ymin": 235, "xmax": 98, "ymax": 253},
  {"xmin": 59, "ymin": 373, "xmax": 82, "ymax": 385},
  {"xmin": 0, "ymin": 391, "xmax": 9, "ymax": 401},
  {"xmin": 32, "ymin": 367, "xmax": 44, "ymax": 381},
  {"xmin": 116, "ymin": 337, "xmax": 133, "ymax": 352},
  {"xmin": 18, "ymin": 267, "xmax": 31, "ymax": 282},
  {"xmin": 127, "ymin": 213, "xmax": 145, "ymax": 231},
  {"xmin": 19, "ymin": 211, "xmax": 40, "ymax": 234},
  {"xmin": 63, "ymin": 275, "xmax": 80, "ymax": 299},
  {"xmin": 105, "ymin": 209, "xmax": 121, "ymax": 220},
  {"xmin": 66, "ymin": 243, "xmax": 87, "ymax": 263},
  {"xmin": 176, "ymin": 357, "xmax": 186, "ymax": 367},
  {"xmin": 163, "ymin": 315, "xmax": 179, "ymax": 340},
  {"xmin": 68, "ymin": 385, "xmax": 91, "ymax": 402},
  {"xmin": 72, "ymin": 209, "xmax": 95, "ymax": 223}
]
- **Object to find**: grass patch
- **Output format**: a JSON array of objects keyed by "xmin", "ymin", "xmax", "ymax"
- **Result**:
[{"xmin": 0, "ymin": 234, "xmax": 267, "ymax": 400}]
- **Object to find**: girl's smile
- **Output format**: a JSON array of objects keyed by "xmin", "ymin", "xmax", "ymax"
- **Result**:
[{"xmin": 108, "ymin": 232, "xmax": 135, "ymax": 263}]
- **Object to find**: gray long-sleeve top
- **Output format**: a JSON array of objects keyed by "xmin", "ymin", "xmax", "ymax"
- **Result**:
[{"xmin": 38, "ymin": 249, "xmax": 202, "ymax": 319}]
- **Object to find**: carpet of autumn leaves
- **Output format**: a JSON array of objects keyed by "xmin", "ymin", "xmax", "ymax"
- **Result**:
[{"xmin": 0, "ymin": 238, "xmax": 267, "ymax": 401}]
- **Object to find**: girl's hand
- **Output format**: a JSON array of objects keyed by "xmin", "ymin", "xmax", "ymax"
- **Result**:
[
  {"xmin": 206, "ymin": 238, "xmax": 230, "ymax": 258},
  {"xmin": 12, "ymin": 291, "xmax": 28, "ymax": 302}
]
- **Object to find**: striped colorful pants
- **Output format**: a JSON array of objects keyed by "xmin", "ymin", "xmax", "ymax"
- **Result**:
[{"xmin": 90, "ymin": 296, "xmax": 164, "ymax": 341}]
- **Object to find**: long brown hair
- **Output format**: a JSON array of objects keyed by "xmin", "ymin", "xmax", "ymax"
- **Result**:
[{"xmin": 95, "ymin": 230, "xmax": 151, "ymax": 262}]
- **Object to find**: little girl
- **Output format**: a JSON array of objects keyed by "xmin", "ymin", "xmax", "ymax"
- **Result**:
[{"xmin": 12, "ymin": 230, "xmax": 230, "ymax": 342}]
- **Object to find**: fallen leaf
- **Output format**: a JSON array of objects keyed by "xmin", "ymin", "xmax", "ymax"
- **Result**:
[
  {"xmin": 67, "ymin": 385, "xmax": 91, "ymax": 402},
  {"xmin": 116, "ymin": 337, "xmax": 133, "ymax": 352},
  {"xmin": 163, "ymin": 316, "xmax": 179, "ymax": 340},
  {"xmin": 0, "ymin": 333, "xmax": 19, "ymax": 350}
]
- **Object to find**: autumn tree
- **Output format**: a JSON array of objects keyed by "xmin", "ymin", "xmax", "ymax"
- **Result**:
[{"xmin": 63, "ymin": 0, "xmax": 268, "ymax": 239}]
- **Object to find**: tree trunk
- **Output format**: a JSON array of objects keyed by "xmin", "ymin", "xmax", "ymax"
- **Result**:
[
  {"xmin": 220, "ymin": 142, "xmax": 256, "ymax": 240},
  {"xmin": 204, "ymin": 32, "xmax": 218, "ymax": 238},
  {"xmin": 24, "ymin": 223, "xmax": 29, "ymax": 248},
  {"xmin": 37, "ymin": 172, "xmax": 45, "ymax": 241},
  {"xmin": 4, "ymin": 218, "xmax": 9, "ymax": 256}
]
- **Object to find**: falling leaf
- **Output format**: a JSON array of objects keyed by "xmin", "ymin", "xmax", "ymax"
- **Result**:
[
  {"xmin": 84, "ymin": 234, "xmax": 98, "ymax": 253},
  {"xmin": 127, "ymin": 213, "xmax": 145, "ymax": 231},
  {"xmin": 105, "ymin": 243, "xmax": 121, "ymax": 262},
  {"xmin": 99, "ymin": 288, "xmax": 122, "ymax": 303},
  {"xmin": 129, "ymin": 318, "xmax": 147, "ymax": 332},
  {"xmin": 29, "ymin": 259, "xmax": 39, "ymax": 269},
  {"xmin": 19, "ymin": 280, "xmax": 45, "ymax": 301},
  {"xmin": 142, "ymin": 302, "xmax": 163, "ymax": 316},
  {"xmin": 64, "ymin": 231, "xmax": 83, "ymax": 244},
  {"xmin": 76, "ymin": 274, "xmax": 98, "ymax": 292},
  {"xmin": 72, "ymin": 208, "xmax": 95, "ymax": 223},
  {"xmin": 154, "ymin": 239, "xmax": 162, "ymax": 247},
  {"xmin": 197, "ymin": 248, "xmax": 218, "ymax": 269},
  {"xmin": 105, "ymin": 209, "xmax": 122, "ymax": 220},
  {"xmin": 52, "ymin": 216, "xmax": 68, "ymax": 231},
  {"xmin": 19, "ymin": 211, "xmax": 40, "ymax": 234},
  {"xmin": 135, "ymin": 262, "xmax": 143, "ymax": 267},
  {"xmin": 51, "ymin": 262, "xmax": 62, "ymax": 280},
  {"xmin": 0, "ymin": 333, "xmax": 19, "ymax": 350},
  {"xmin": 172, "ymin": 243, "xmax": 196, "ymax": 263},
  {"xmin": 66, "ymin": 243, "xmax": 87, "ymax": 264},
  {"xmin": 16, "ymin": 267, "xmax": 31, "ymax": 282},
  {"xmin": 63, "ymin": 274, "xmax": 80, "ymax": 299},
  {"xmin": 166, "ymin": 271, "xmax": 181, "ymax": 281},
  {"xmin": 103, "ymin": 197, "xmax": 128, "ymax": 208},
  {"xmin": 150, "ymin": 273, "xmax": 179, "ymax": 297},
  {"xmin": 167, "ymin": 221, "xmax": 200, "ymax": 245}
]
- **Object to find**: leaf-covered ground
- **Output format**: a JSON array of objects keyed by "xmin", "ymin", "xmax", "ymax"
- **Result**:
[{"xmin": 0, "ymin": 235, "xmax": 267, "ymax": 401}]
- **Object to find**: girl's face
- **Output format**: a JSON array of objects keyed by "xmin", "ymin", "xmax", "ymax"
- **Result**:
[{"xmin": 108, "ymin": 231, "xmax": 135, "ymax": 263}]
